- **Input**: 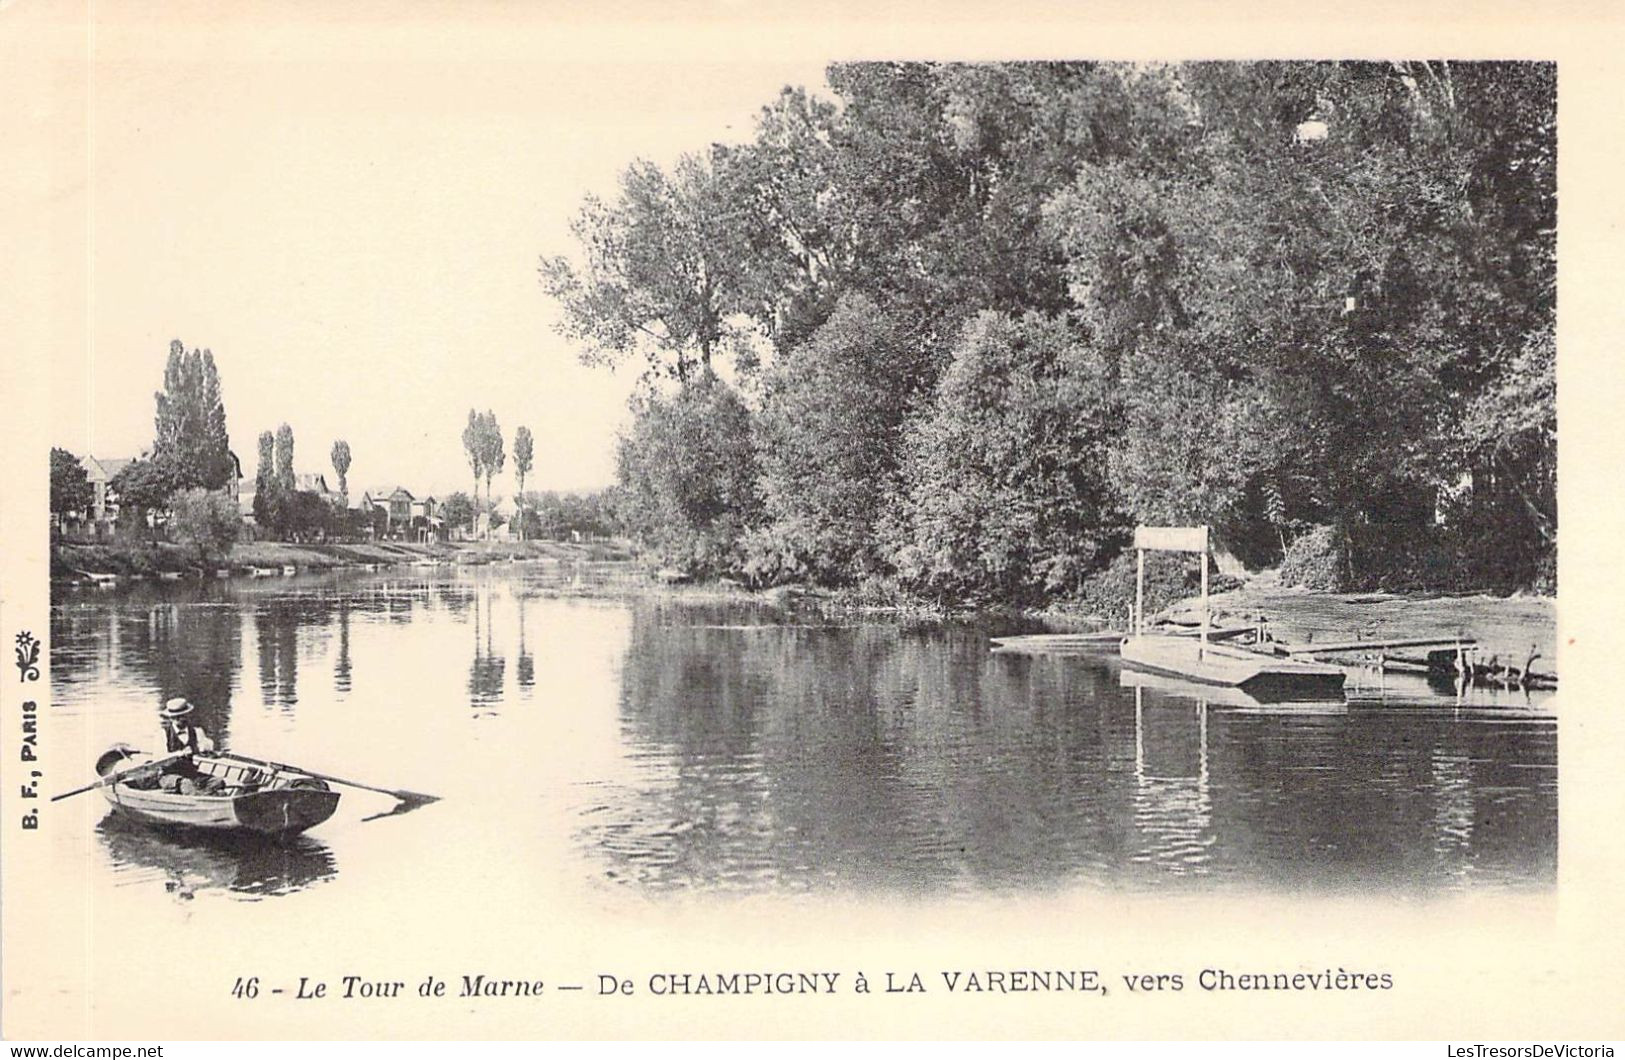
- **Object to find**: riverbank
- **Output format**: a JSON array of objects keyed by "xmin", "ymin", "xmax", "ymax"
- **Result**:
[
  {"xmin": 577, "ymin": 563, "xmax": 1558, "ymax": 668},
  {"xmin": 1171, "ymin": 572, "xmax": 1556, "ymax": 676},
  {"xmin": 58, "ymin": 538, "xmax": 1555, "ymax": 674},
  {"xmin": 51, "ymin": 537, "xmax": 632, "ymax": 583}
]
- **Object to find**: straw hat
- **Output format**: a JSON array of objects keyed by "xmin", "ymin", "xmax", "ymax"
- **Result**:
[{"xmin": 160, "ymin": 697, "xmax": 194, "ymax": 719}]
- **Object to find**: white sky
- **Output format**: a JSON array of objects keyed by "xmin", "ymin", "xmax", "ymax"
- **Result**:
[{"xmin": 56, "ymin": 6, "xmax": 830, "ymax": 497}]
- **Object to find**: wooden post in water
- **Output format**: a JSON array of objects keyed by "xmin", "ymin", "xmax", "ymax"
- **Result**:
[
  {"xmin": 1199, "ymin": 526, "xmax": 1209, "ymax": 660},
  {"xmin": 1135, "ymin": 548, "xmax": 1145, "ymax": 637}
]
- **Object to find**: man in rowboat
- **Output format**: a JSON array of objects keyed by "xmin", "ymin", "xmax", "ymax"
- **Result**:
[
  {"xmin": 161, "ymin": 697, "xmax": 215, "ymax": 754},
  {"xmin": 155, "ymin": 698, "xmax": 225, "ymax": 795}
]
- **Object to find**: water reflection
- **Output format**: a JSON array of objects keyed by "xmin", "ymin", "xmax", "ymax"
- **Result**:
[
  {"xmin": 255, "ymin": 604, "xmax": 299, "ymax": 711},
  {"xmin": 468, "ymin": 579, "xmax": 506, "ymax": 713},
  {"xmin": 51, "ymin": 569, "xmax": 1558, "ymax": 901},
  {"xmin": 1131, "ymin": 687, "xmax": 1214, "ymax": 875},
  {"xmin": 334, "ymin": 598, "xmax": 352, "ymax": 694},
  {"xmin": 516, "ymin": 600, "xmax": 534, "ymax": 691},
  {"xmin": 104, "ymin": 598, "xmax": 243, "ymax": 747},
  {"xmin": 96, "ymin": 815, "xmax": 337, "ymax": 900},
  {"xmin": 580, "ymin": 603, "xmax": 1557, "ymax": 894}
]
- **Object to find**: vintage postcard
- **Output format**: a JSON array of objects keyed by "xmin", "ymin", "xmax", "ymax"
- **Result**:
[{"xmin": 3, "ymin": 0, "xmax": 1622, "ymax": 1043}]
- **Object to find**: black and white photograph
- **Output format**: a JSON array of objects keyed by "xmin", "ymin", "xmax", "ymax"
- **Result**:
[{"xmin": 2, "ymin": 1, "xmax": 1620, "ymax": 1046}]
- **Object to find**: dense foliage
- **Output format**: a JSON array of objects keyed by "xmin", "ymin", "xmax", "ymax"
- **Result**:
[
  {"xmin": 614, "ymin": 375, "xmax": 761, "ymax": 575},
  {"xmin": 440, "ymin": 491, "xmax": 476, "ymax": 534},
  {"xmin": 110, "ymin": 458, "xmax": 176, "ymax": 539},
  {"xmin": 49, "ymin": 448, "xmax": 92, "ymax": 519},
  {"xmin": 545, "ymin": 61, "xmax": 1556, "ymax": 603},
  {"xmin": 169, "ymin": 487, "xmax": 241, "ymax": 563},
  {"xmin": 753, "ymin": 294, "xmax": 925, "ymax": 582},
  {"xmin": 897, "ymin": 311, "xmax": 1123, "ymax": 605},
  {"xmin": 519, "ymin": 489, "xmax": 619, "ymax": 541}
]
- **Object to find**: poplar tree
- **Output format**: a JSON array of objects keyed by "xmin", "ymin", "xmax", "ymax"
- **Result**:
[
  {"xmin": 274, "ymin": 424, "xmax": 295, "ymax": 494},
  {"xmin": 480, "ymin": 410, "xmax": 505, "ymax": 522},
  {"xmin": 330, "ymin": 440, "xmax": 352, "ymax": 498},
  {"xmin": 512, "ymin": 426, "xmax": 534, "ymax": 541},
  {"xmin": 462, "ymin": 410, "xmax": 485, "ymax": 536},
  {"xmin": 152, "ymin": 339, "xmax": 234, "ymax": 491},
  {"xmin": 252, "ymin": 430, "xmax": 276, "ymax": 530}
]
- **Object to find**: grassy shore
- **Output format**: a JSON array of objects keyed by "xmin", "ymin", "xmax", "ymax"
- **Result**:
[{"xmin": 52, "ymin": 536, "xmax": 631, "ymax": 581}]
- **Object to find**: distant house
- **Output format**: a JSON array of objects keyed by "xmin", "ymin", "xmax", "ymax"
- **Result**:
[
  {"xmin": 381, "ymin": 486, "xmax": 414, "ymax": 527},
  {"xmin": 77, "ymin": 455, "xmax": 135, "ymax": 525},
  {"xmin": 294, "ymin": 471, "xmax": 340, "ymax": 503},
  {"xmin": 224, "ymin": 451, "xmax": 243, "ymax": 503},
  {"xmin": 408, "ymin": 495, "xmax": 445, "ymax": 544},
  {"xmin": 493, "ymin": 496, "xmax": 521, "ymax": 541},
  {"xmin": 361, "ymin": 486, "xmax": 423, "ymax": 539}
]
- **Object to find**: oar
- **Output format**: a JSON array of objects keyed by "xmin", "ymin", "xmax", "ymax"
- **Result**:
[
  {"xmin": 51, "ymin": 751, "xmax": 193, "ymax": 801},
  {"xmin": 213, "ymin": 751, "xmax": 440, "ymax": 813}
]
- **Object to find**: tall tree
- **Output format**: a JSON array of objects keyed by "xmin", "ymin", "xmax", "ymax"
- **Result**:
[
  {"xmin": 152, "ymin": 339, "xmax": 234, "ymax": 491},
  {"xmin": 330, "ymin": 440, "xmax": 352, "ymax": 499},
  {"xmin": 512, "ymin": 426, "xmax": 534, "ymax": 542},
  {"xmin": 479, "ymin": 410, "xmax": 505, "ymax": 524},
  {"xmin": 251, "ymin": 430, "xmax": 276, "ymax": 530},
  {"xmin": 269, "ymin": 424, "xmax": 295, "ymax": 538},
  {"xmin": 541, "ymin": 148, "xmax": 756, "ymax": 383},
  {"xmin": 274, "ymin": 424, "xmax": 295, "ymax": 493},
  {"xmin": 462, "ymin": 410, "xmax": 484, "ymax": 537}
]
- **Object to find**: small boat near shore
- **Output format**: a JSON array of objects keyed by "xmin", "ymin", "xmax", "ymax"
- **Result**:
[
  {"xmin": 1118, "ymin": 666, "xmax": 1345, "ymax": 710},
  {"xmin": 92, "ymin": 746, "xmax": 341, "ymax": 839},
  {"xmin": 1120, "ymin": 635, "xmax": 1345, "ymax": 696}
]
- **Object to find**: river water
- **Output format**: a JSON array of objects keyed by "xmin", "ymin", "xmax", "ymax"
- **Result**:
[{"xmin": 47, "ymin": 563, "xmax": 1556, "ymax": 904}]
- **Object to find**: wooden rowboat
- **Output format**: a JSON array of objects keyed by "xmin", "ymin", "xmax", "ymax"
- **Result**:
[{"xmin": 94, "ymin": 746, "xmax": 341, "ymax": 839}]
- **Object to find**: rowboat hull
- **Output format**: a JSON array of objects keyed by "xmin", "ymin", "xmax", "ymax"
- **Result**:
[
  {"xmin": 102, "ymin": 785, "xmax": 340, "ymax": 838},
  {"xmin": 1120, "ymin": 636, "xmax": 1346, "ymax": 697},
  {"xmin": 1118, "ymin": 665, "xmax": 1347, "ymax": 710}
]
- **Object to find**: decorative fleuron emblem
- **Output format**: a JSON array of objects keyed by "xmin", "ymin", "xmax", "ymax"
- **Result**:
[{"xmin": 14, "ymin": 631, "xmax": 40, "ymax": 681}]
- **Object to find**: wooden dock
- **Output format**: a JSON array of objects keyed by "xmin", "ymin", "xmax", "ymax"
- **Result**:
[
  {"xmin": 1280, "ymin": 635, "xmax": 1476, "ymax": 656},
  {"xmin": 989, "ymin": 631, "xmax": 1124, "ymax": 653},
  {"xmin": 991, "ymin": 624, "xmax": 1255, "ymax": 654}
]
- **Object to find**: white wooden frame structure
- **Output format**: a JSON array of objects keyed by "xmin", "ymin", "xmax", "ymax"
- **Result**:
[{"xmin": 1133, "ymin": 525, "xmax": 1210, "ymax": 655}]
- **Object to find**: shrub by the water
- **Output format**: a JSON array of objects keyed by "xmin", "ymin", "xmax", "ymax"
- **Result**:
[
  {"xmin": 1278, "ymin": 525, "xmax": 1346, "ymax": 591},
  {"xmin": 1077, "ymin": 550, "xmax": 1228, "ymax": 626}
]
